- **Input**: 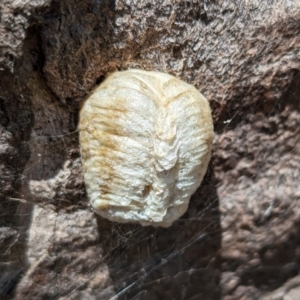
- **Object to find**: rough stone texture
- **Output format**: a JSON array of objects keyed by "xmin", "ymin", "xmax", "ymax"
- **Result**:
[
  {"xmin": 0, "ymin": 0, "xmax": 299, "ymax": 299},
  {"xmin": 15, "ymin": 207, "xmax": 114, "ymax": 300}
]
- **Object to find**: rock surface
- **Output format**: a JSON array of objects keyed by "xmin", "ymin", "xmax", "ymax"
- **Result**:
[{"xmin": 0, "ymin": 0, "xmax": 299, "ymax": 299}]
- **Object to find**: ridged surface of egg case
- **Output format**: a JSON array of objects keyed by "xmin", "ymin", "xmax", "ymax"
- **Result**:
[{"xmin": 79, "ymin": 69, "xmax": 214, "ymax": 227}]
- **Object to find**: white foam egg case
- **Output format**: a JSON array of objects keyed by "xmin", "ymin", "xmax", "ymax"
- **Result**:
[{"xmin": 79, "ymin": 69, "xmax": 214, "ymax": 227}]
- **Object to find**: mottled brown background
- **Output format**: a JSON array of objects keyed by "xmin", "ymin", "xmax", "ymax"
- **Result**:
[{"xmin": 0, "ymin": 0, "xmax": 299, "ymax": 299}]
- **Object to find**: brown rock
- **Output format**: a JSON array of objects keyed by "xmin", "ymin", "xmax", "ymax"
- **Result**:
[{"xmin": 0, "ymin": 0, "xmax": 299, "ymax": 299}]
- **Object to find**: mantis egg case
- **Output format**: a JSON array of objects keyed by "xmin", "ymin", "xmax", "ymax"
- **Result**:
[{"xmin": 79, "ymin": 69, "xmax": 214, "ymax": 227}]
